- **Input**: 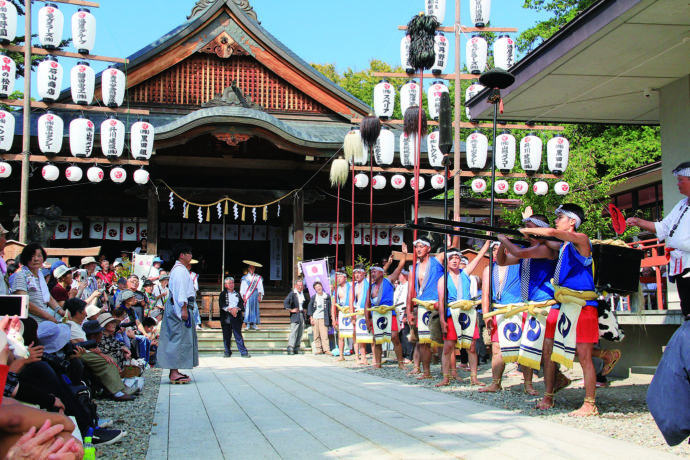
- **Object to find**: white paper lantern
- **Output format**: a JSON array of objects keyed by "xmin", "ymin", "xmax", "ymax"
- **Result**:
[
  {"xmin": 101, "ymin": 65, "xmax": 126, "ymax": 107},
  {"xmin": 37, "ymin": 56, "xmax": 63, "ymax": 101},
  {"xmin": 513, "ymin": 180, "xmax": 528, "ymax": 195},
  {"xmin": 42, "ymin": 164, "xmax": 59, "ymax": 181},
  {"xmin": 400, "ymin": 34, "xmax": 413, "ymax": 74},
  {"xmin": 400, "ymin": 80, "xmax": 419, "ymax": 115},
  {"xmin": 431, "ymin": 173, "xmax": 446, "ymax": 190},
  {"xmin": 425, "ymin": 0, "xmax": 446, "ymax": 23},
  {"xmin": 372, "ymin": 174, "xmax": 386, "ymax": 190},
  {"xmin": 391, "ymin": 174, "xmax": 406, "ymax": 190},
  {"xmin": 37, "ymin": 112, "xmax": 64, "ymax": 154},
  {"xmin": 427, "ymin": 130, "xmax": 443, "ymax": 168},
  {"xmin": 464, "ymin": 82, "xmax": 484, "ymax": 119},
  {"xmin": 410, "ymin": 176, "xmax": 425, "ymax": 190},
  {"xmin": 466, "ymin": 35, "xmax": 487, "ymax": 75},
  {"xmin": 431, "ymin": 32, "xmax": 449, "ymax": 76},
  {"xmin": 0, "ymin": 161, "xmax": 10, "ymax": 178},
  {"xmin": 69, "ymin": 116, "xmax": 94, "ymax": 158},
  {"xmin": 110, "ymin": 167, "xmax": 126, "ymax": 184},
  {"xmin": 494, "ymin": 179, "xmax": 509, "ymax": 194},
  {"xmin": 400, "ymin": 133, "xmax": 418, "ymax": 168},
  {"xmin": 465, "ymin": 130, "xmax": 488, "ymax": 171},
  {"xmin": 133, "ymin": 168, "xmax": 149, "ymax": 185},
  {"xmin": 0, "ymin": 1, "xmax": 17, "ymax": 44},
  {"xmin": 427, "ymin": 81, "xmax": 448, "ymax": 120},
  {"xmin": 494, "ymin": 35, "xmax": 515, "ymax": 70},
  {"xmin": 555, "ymin": 181, "xmax": 570, "ymax": 196},
  {"xmin": 533, "ymin": 181, "xmax": 548, "ymax": 196},
  {"xmin": 71, "ymin": 8, "xmax": 96, "ymax": 54},
  {"xmin": 354, "ymin": 173, "xmax": 369, "ymax": 189},
  {"xmin": 469, "ymin": 0, "xmax": 491, "ymax": 27},
  {"xmin": 130, "ymin": 120, "xmax": 154, "ymax": 160},
  {"xmin": 65, "ymin": 165, "xmax": 82, "ymax": 182},
  {"xmin": 471, "ymin": 178, "xmax": 487, "ymax": 193},
  {"xmin": 86, "ymin": 165, "xmax": 103, "ymax": 183},
  {"xmin": 38, "ymin": 4, "xmax": 64, "ymax": 50},
  {"xmin": 373, "ymin": 80, "xmax": 395, "ymax": 118},
  {"xmin": 495, "ymin": 130, "xmax": 516, "ymax": 172},
  {"xmin": 0, "ymin": 54, "xmax": 16, "ymax": 99},
  {"xmin": 547, "ymin": 134, "xmax": 569, "ymax": 175},
  {"xmin": 520, "ymin": 133, "xmax": 543, "ymax": 175},
  {"xmin": 0, "ymin": 109, "xmax": 14, "ymax": 151},
  {"xmin": 70, "ymin": 61, "xmax": 94, "ymax": 105},
  {"xmin": 100, "ymin": 116, "xmax": 124, "ymax": 158},
  {"xmin": 373, "ymin": 127, "xmax": 394, "ymax": 165}
]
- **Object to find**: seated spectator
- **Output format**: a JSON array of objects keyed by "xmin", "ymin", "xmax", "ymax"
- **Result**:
[
  {"xmin": 65, "ymin": 298, "xmax": 88, "ymax": 342},
  {"xmin": 50, "ymin": 265, "xmax": 77, "ymax": 308},
  {"xmin": 85, "ymin": 304, "xmax": 102, "ymax": 321},
  {"xmin": 150, "ymin": 274, "xmax": 169, "ymax": 321},
  {"xmin": 116, "ymin": 293, "xmax": 151, "ymax": 363},
  {"xmin": 141, "ymin": 317, "xmax": 159, "ymax": 366},
  {"xmin": 142, "ymin": 280, "xmax": 156, "ymax": 317},
  {"xmin": 97, "ymin": 313, "xmax": 129, "ymax": 369}
]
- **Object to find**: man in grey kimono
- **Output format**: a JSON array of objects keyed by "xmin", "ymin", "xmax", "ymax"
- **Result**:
[{"xmin": 158, "ymin": 242, "xmax": 199, "ymax": 384}]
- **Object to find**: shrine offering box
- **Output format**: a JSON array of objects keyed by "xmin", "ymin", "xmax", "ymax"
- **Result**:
[{"xmin": 592, "ymin": 244, "xmax": 644, "ymax": 294}]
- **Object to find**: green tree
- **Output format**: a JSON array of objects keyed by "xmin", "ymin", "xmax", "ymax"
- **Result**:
[{"xmin": 517, "ymin": 0, "xmax": 597, "ymax": 52}]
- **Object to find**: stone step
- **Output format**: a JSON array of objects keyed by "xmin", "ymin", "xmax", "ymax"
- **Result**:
[{"xmin": 198, "ymin": 347, "xmax": 312, "ymax": 356}]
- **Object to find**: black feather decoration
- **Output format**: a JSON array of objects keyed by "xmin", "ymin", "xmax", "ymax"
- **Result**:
[
  {"xmin": 359, "ymin": 115, "xmax": 381, "ymax": 149},
  {"xmin": 407, "ymin": 13, "xmax": 439, "ymax": 71},
  {"xmin": 403, "ymin": 106, "xmax": 427, "ymax": 137},
  {"xmin": 438, "ymin": 92, "xmax": 452, "ymax": 154}
]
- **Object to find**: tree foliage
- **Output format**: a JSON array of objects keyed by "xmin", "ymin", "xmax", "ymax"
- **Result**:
[{"xmin": 517, "ymin": 0, "xmax": 598, "ymax": 52}]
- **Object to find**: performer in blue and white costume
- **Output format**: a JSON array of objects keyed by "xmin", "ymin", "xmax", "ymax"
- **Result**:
[
  {"xmin": 350, "ymin": 265, "xmax": 369, "ymax": 365},
  {"xmin": 332, "ymin": 270, "xmax": 352, "ymax": 361},
  {"xmin": 240, "ymin": 260, "xmax": 264, "ymax": 331}
]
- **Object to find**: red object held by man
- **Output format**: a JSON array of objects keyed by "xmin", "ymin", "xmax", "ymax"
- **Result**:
[{"xmin": 608, "ymin": 204, "xmax": 626, "ymax": 234}]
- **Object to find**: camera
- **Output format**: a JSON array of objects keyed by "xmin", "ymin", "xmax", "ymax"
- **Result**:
[
  {"xmin": 74, "ymin": 339, "xmax": 98, "ymax": 350},
  {"xmin": 119, "ymin": 321, "xmax": 136, "ymax": 329},
  {"xmin": 41, "ymin": 352, "xmax": 71, "ymax": 374}
]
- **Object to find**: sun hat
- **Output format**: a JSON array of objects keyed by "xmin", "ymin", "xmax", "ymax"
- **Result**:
[
  {"xmin": 80, "ymin": 256, "xmax": 98, "ymax": 267},
  {"xmin": 37, "ymin": 322, "xmax": 71, "ymax": 354},
  {"xmin": 97, "ymin": 313, "xmax": 119, "ymax": 328},
  {"xmin": 53, "ymin": 265, "xmax": 71, "ymax": 280},
  {"xmin": 85, "ymin": 304, "xmax": 102, "ymax": 318},
  {"xmin": 81, "ymin": 320, "xmax": 104, "ymax": 335}
]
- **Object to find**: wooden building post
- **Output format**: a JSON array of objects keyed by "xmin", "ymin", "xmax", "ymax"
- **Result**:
[
  {"xmin": 292, "ymin": 191, "xmax": 304, "ymax": 283},
  {"xmin": 147, "ymin": 187, "xmax": 159, "ymax": 255}
]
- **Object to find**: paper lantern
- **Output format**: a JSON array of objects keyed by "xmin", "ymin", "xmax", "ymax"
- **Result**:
[
  {"xmin": 0, "ymin": 54, "xmax": 16, "ymax": 99},
  {"xmin": 69, "ymin": 116, "xmax": 94, "ymax": 158},
  {"xmin": 466, "ymin": 35, "xmax": 487, "ymax": 75},
  {"xmin": 533, "ymin": 181, "xmax": 548, "ymax": 196},
  {"xmin": 471, "ymin": 178, "xmax": 487, "ymax": 193},
  {"xmin": 42, "ymin": 164, "xmax": 59, "ymax": 181},
  {"xmin": 130, "ymin": 120, "xmax": 154, "ymax": 160},
  {"xmin": 494, "ymin": 35, "xmax": 515, "ymax": 70},
  {"xmin": 400, "ymin": 133, "xmax": 418, "ymax": 168},
  {"xmin": 494, "ymin": 179, "xmax": 509, "ymax": 194},
  {"xmin": 0, "ymin": 1, "xmax": 17, "ymax": 44},
  {"xmin": 427, "ymin": 81, "xmax": 448, "ymax": 120},
  {"xmin": 464, "ymin": 82, "xmax": 484, "ymax": 119},
  {"xmin": 555, "ymin": 181, "xmax": 570, "ymax": 196},
  {"xmin": 427, "ymin": 130, "xmax": 443, "ymax": 168},
  {"xmin": 469, "ymin": 0, "xmax": 491, "ymax": 27},
  {"xmin": 0, "ymin": 109, "xmax": 14, "ymax": 151},
  {"xmin": 86, "ymin": 165, "xmax": 104, "ymax": 183},
  {"xmin": 133, "ymin": 168, "xmax": 149, "ymax": 185},
  {"xmin": 37, "ymin": 56, "xmax": 63, "ymax": 101},
  {"xmin": 37, "ymin": 112, "xmax": 64, "ymax": 154},
  {"xmin": 513, "ymin": 180, "xmax": 528, "ymax": 195},
  {"xmin": 374, "ymin": 127, "xmax": 394, "ymax": 165},
  {"xmin": 65, "ymin": 165, "xmax": 82, "ymax": 182},
  {"xmin": 520, "ymin": 133, "xmax": 543, "ymax": 175},
  {"xmin": 391, "ymin": 174, "xmax": 406, "ymax": 190},
  {"xmin": 547, "ymin": 134, "xmax": 569, "ymax": 175},
  {"xmin": 100, "ymin": 116, "xmax": 124, "ymax": 158},
  {"xmin": 431, "ymin": 32, "xmax": 449, "ymax": 76},
  {"xmin": 354, "ymin": 173, "xmax": 369, "ymax": 189},
  {"xmin": 373, "ymin": 80, "xmax": 395, "ymax": 118},
  {"xmin": 70, "ymin": 61, "xmax": 94, "ymax": 105},
  {"xmin": 495, "ymin": 130, "xmax": 516, "ymax": 172},
  {"xmin": 400, "ymin": 80, "xmax": 419, "ymax": 115},
  {"xmin": 372, "ymin": 174, "xmax": 386, "ymax": 190},
  {"xmin": 110, "ymin": 167, "xmax": 126, "ymax": 184},
  {"xmin": 0, "ymin": 161, "xmax": 10, "ymax": 178},
  {"xmin": 400, "ymin": 34, "xmax": 413, "ymax": 74},
  {"xmin": 431, "ymin": 174, "xmax": 446, "ymax": 190},
  {"xmin": 425, "ymin": 0, "xmax": 446, "ymax": 23},
  {"xmin": 101, "ymin": 65, "xmax": 126, "ymax": 107},
  {"xmin": 410, "ymin": 176, "xmax": 425, "ymax": 190},
  {"xmin": 465, "ymin": 130, "xmax": 488, "ymax": 171},
  {"xmin": 72, "ymin": 8, "xmax": 96, "ymax": 54},
  {"xmin": 38, "ymin": 4, "xmax": 64, "ymax": 50}
]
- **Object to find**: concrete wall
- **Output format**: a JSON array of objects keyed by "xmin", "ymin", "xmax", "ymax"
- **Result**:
[{"xmin": 607, "ymin": 324, "xmax": 679, "ymax": 379}]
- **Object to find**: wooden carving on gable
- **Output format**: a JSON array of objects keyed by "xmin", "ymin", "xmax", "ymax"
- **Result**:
[
  {"xmin": 200, "ymin": 32, "xmax": 248, "ymax": 59},
  {"xmin": 202, "ymin": 80, "xmax": 264, "ymax": 111},
  {"xmin": 188, "ymin": 0, "xmax": 260, "ymax": 23}
]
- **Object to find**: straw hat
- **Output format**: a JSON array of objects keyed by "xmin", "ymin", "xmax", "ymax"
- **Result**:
[{"xmin": 243, "ymin": 260, "xmax": 262, "ymax": 267}]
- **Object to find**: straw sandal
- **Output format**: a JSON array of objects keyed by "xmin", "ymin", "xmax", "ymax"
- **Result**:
[
  {"xmin": 478, "ymin": 378, "xmax": 502, "ymax": 392},
  {"xmin": 523, "ymin": 383, "xmax": 539, "ymax": 396},
  {"xmin": 601, "ymin": 349, "xmax": 622, "ymax": 377},
  {"xmin": 435, "ymin": 374, "xmax": 451, "ymax": 387},
  {"xmin": 553, "ymin": 371, "xmax": 572, "ymax": 395},
  {"xmin": 407, "ymin": 366, "xmax": 421, "ymax": 376},
  {"xmin": 469, "ymin": 372, "xmax": 485, "ymax": 386},
  {"xmin": 536, "ymin": 392, "xmax": 555, "ymax": 410},
  {"xmin": 569, "ymin": 397, "xmax": 599, "ymax": 417}
]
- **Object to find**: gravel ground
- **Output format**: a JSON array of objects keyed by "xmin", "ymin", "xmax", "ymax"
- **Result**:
[
  {"xmin": 312, "ymin": 352, "xmax": 690, "ymax": 458},
  {"xmin": 93, "ymin": 367, "xmax": 162, "ymax": 460}
]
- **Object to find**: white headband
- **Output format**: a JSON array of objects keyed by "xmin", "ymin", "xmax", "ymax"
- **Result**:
[
  {"xmin": 352, "ymin": 268, "xmax": 365, "ymax": 273},
  {"xmin": 555, "ymin": 205, "xmax": 582, "ymax": 229},
  {"xmin": 522, "ymin": 217, "xmax": 550, "ymax": 228},
  {"xmin": 673, "ymin": 168, "xmax": 690, "ymax": 177},
  {"xmin": 446, "ymin": 250, "xmax": 461, "ymax": 259},
  {"xmin": 413, "ymin": 239, "xmax": 431, "ymax": 248},
  {"xmin": 370, "ymin": 266, "xmax": 384, "ymax": 273}
]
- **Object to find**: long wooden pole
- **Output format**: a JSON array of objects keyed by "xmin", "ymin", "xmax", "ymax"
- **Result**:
[
  {"xmin": 453, "ymin": 0, "xmax": 461, "ymax": 219},
  {"xmin": 19, "ymin": 0, "xmax": 32, "ymax": 243}
]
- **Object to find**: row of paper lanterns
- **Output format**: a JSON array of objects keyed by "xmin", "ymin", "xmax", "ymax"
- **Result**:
[
  {"xmin": 354, "ymin": 173, "xmax": 446, "ymax": 191},
  {"xmin": 470, "ymin": 178, "xmax": 570, "ymax": 196},
  {"xmin": 425, "ymin": 0, "xmax": 491, "ymax": 27},
  {"xmin": 0, "ymin": 3, "xmax": 97, "ymax": 54},
  {"xmin": 0, "ymin": 161, "xmax": 149, "ymax": 185}
]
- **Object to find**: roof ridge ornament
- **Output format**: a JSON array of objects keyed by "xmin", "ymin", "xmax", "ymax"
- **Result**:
[
  {"xmin": 202, "ymin": 80, "xmax": 264, "ymax": 111},
  {"xmin": 188, "ymin": 0, "xmax": 259, "ymax": 23}
]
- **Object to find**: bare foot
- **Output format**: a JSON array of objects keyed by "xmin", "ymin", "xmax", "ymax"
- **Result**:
[
  {"xmin": 407, "ymin": 367, "xmax": 421, "ymax": 376},
  {"xmin": 569, "ymin": 401, "xmax": 598, "ymax": 417},
  {"xmin": 524, "ymin": 384, "xmax": 539, "ymax": 396},
  {"xmin": 536, "ymin": 395, "xmax": 554, "ymax": 410},
  {"xmin": 416, "ymin": 373, "xmax": 433, "ymax": 380},
  {"xmin": 337, "ymin": 357, "xmax": 345, "ymax": 361},
  {"xmin": 478, "ymin": 382, "xmax": 501, "ymax": 393},
  {"xmin": 469, "ymin": 378, "xmax": 486, "ymax": 387},
  {"xmin": 435, "ymin": 378, "xmax": 450, "ymax": 387}
]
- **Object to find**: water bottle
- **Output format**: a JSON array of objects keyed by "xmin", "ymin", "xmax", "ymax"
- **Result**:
[{"xmin": 83, "ymin": 427, "xmax": 96, "ymax": 460}]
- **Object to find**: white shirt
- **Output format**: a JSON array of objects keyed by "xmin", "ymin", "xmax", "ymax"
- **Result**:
[
  {"xmin": 312, "ymin": 293, "xmax": 327, "ymax": 319},
  {"xmin": 68, "ymin": 320, "xmax": 87, "ymax": 341},
  {"xmin": 655, "ymin": 197, "xmax": 690, "ymax": 277},
  {"xmin": 294, "ymin": 289, "xmax": 305, "ymax": 311},
  {"xmin": 169, "ymin": 262, "xmax": 195, "ymax": 319},
  {"xmin": 240, "ymin": 272, "xmax": 264, "ymax": 300}
]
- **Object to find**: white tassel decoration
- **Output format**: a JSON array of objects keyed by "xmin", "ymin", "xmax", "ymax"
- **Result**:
[
  {"xmin": 216, "ymin": 203, "xmax": 222, "ymax": 219},
  {"xmin": 233, "ymin": 203, "xmax": 239, "ymax": 220},
  {"xmin": 197, "ymin": 207, "xmax": 203, "ymax": 223},
  {"xmin": 169, "ymin": 192, "xmax": 174, "ymax": 210}
]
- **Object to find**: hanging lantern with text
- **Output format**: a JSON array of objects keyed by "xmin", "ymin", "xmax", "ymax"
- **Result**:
[
  {"xmin": 0, "ymin": 1, "xmax": 17, "ymax": 44},
  {"xmin": 37, "ymin": 56, "xmax": 63, "ymax": 101},
  {"xmin": 101, "ymin": 65, "xmax": 126, "ymax": 107},
  {"xmin": 38, "ymin": 4, "xmax": 64, "ymax": 50},
  {"xmin": 555, "ymin": 181, "xmax": 570, "ymax": 196},
  {"xmin": 0, "ymin": 161, "xmax": 10, "ymax": 178},
  {"xmin": 513, "ymin": 180, "xmax": 528, "ymax": 195},
  {"xmin": 495, "ymin": 130, "xmax": 516, "ymax": 172},
  {"xmin": 373, "ymin": 80, "xmax": 395, "ymax": 119},
  {"xmin": 464, "ymin": 81, "xmax": 484, "ymax": 119},
  {"xmin": 431, "ymin": 32, "xmax": 449, "ymax": 76},
  {"xmin": 427, "ymin": 81, "xmax": 448, "ymax": 120},
  {"xmin": 410, "ymin": 176, "xmax": 425, "ymax": 190},
  {"xmin": 400, "ymin": 80, "xmax": 419, "ymax": 115},
  {"xmin": 133, "ymin": 168, "xmax": 149, "ymax": 185},
  {"xmin": 110, "ymin": 167, "xmax": 126, "ymax": 184},
  {"xmin": 130, "ymin": 120, "xmax": 154, "ymax": 160},
  {"xmin": 65, "ymin": 165, "xmax": 82, "ymax": 182},
  {"xmin": 469, "ymin": 0, "xmax": 491, "ymax": 27},
  {"xmin": 431, "ymin": 174, "xmax": 446, "ymax": 190},
  {"xmin": 0, "ymin": 54, "xmax": 16, "ymax": 99},
  {"xmin": 520, "ymin": 133, "xmax": 542, "ymax": 175},
  {"xmin": 69, "ymin": 116, "xmax": 94, "ymax": 158},
  {"xmin": 547, "ymin": 134, "xmax": 569, "ymax": 175},
  {"xmin": 374, "ymin": 126, "xmax": 394, "ymax": 165},
  {"xmin": 37, "ymin": 112, "xmax": 64, "ymax": 154},
  {"xmin": 471, "ymin": 178, "xmax": 487, "ymax": 193},
  {"xmin": 494, "ymin": 35, "xmax": 515, "ymax": 70},
  {"xmin": 400, "ymin": 34, "xmax": 413, "ymax": 74},
  {"xmin": 399, "ymin": 133, "xmax": 418, "ymax": 168},
  {"xmin": 86, "ymin": 165, "xmax": 103, "ymax": 183},
  {"xmin": 354, "ymin": 173, "xmax": 369, "ymax": 189},
  {"xmin": 495, "ymin": 179, "xmax": 509, "ymax": 194},
  {"xmin": 372, "ymin": 174, "xmax": 386, "ymax": 190},
  {"xmin": 465, "ymin": 130, "xmax": 488, "ymax": 171},
  {"xmin": 533, "ymin": 181, "xmax": 548, "ymax": 196},
  {"xmin": 70, "ymin": 61, "xmax": 94, "ymax": 105},
  {"xmin": 391, "ymin": 174, "xmax": 406, "ymax": 190},
  {"xmin": 425, "ymin": 0, "xmax": 446, "ymax": 23},
  {"xmin": 427, "ymin": 130, "xmax": 443, "ymax": 168},
  {"xmin": 42, "ymin": 164, "xmax": 59, "ymax": 181},
  {"xmin": 72, "ymin": 8, "xmax": 96, "ymax": 54},
  {"xmin": 100, "ymin": 116, "xmax": 124, "ymax": 158},
  {"xmin": 466, "ymin": 35, "xmax": 487, "ymax": 75},
  {"xmin": 0, "ymin": 109, "xmax": 14, "ymax": 151}
]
